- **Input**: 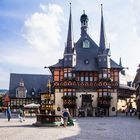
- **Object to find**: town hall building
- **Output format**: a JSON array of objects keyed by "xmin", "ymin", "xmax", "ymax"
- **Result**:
[{"xmin": 49, "ymin": 4, "xmax": 123, "ymax": 117}]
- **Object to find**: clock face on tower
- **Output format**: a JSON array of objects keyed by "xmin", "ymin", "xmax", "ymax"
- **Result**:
[{"xmin": 83, "ymin": 39, "xmax": 90, "ymax": 48}]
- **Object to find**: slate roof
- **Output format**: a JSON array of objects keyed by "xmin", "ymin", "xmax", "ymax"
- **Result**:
[
  {"xmin": 49, "ymin": 7, "xmax": 123, "ymax": 71},
  {"xmin": 74, "ymin": 34, "xmax": 99, "ymax": 71},
  {"xmin": 110, "ymin": 59, "xmax": 123, "ymax": 69},
  {"xmin": 49, "ymin": 59, "xmax": 64, "ymax": 68},
  {"xmin": 9, "ymin": 73, "xmax": 51, "ymax": 98},
  {"xmin": 74, "ymin": 34, "xmax": 122, "ymax": 71},
  {"xmin": 119, "ymin": 84, "xmax": 136, "ymax": 91},
  {"xmin": 49, "ymin": 33, "xmax": 122, "ymax": 71}
]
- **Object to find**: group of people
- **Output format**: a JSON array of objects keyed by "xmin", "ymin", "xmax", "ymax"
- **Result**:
[
  {"xmin": 125, "ymin": 108, "xmax": 137, "ymax": 116},
  {"xmin": 5, "ymin": 106, "xmax": 25, "ymax": 122},
  {"xmin": 5, "ymin": 106, "xmax": 73, "ymax": 127}
]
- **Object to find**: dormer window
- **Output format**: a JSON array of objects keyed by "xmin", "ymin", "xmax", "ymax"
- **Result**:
[
  {"xmin": 16, "ymin": 80, "xmax": 27, "ymax": 98},
  {"xmin": 83, "ymin": 40, "xmax": 90, "ymax": 48},
  {"xmin": 16, "ymin": 88, "xmax": 27, "ymax": 98}
]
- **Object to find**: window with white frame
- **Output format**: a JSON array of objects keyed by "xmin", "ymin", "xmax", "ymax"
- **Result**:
[
  {"xmin": 81, "ymin": 77, "xmax": 84, "ymax": 81},
  {"xmin": 85, "ymin": 77, "xmax": 88, "ymax": 81}
]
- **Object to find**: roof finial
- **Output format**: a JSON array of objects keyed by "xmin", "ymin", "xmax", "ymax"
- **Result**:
[
  {"xmin": 83, "ymin": 10, "xmax": 85, "ymax": 14},
  {"xmin": 70, "ymin": 2, "xmax": 71, "ymax": 12},
  {"xmin": 119, "ymin": 57, "xmax": 122, "ymax": 66},
  {"xmin": 101, "ymin": 4, "xmax": 103, "ymax": 16}
]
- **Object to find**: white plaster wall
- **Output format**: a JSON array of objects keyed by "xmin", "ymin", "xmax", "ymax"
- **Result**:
[
  {"xmin": 92, "ymin": 92, "xmax": 98, "ymax": 107},
  {"xmin": 54, "ymin": 90, "xmax": 118, "ymax": 117},
  {"xmin": 55, "ymin": 92, "xmax": 63, "ymax": 115},
  {"xmin": 109, "ymin": 92, "xmax": 117, "ymax": 116}
]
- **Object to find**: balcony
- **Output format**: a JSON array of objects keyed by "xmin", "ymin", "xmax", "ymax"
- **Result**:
[
  {"xmin": 61, "ymin": 95, "xmax": 77, "ymax": 100},
  {"xmin": 53, "ymin": 81, "xmax": 119, "ymax": 89}
]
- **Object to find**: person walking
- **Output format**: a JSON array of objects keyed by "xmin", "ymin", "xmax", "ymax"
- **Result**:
[
  {"xmin": 125, "ymin": 108, "xmax": 128, "ymax": 116},
  {"xmin": 6, "ymin": 106, "xmax": 11, "ymax": 121},
  {"xmin": 62, "ymin": 108, "xmax": 70, "ymax": 127},
  {"xmin": 19, "ymin": 108, "xmax": 23, "ymax": 122}
]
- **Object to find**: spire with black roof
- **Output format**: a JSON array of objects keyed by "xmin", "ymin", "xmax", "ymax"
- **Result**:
[
  {"xmin": 64, "ymin": 3, "xmax": 73, "ymax": 55},
  {"xmin": 64, "ymin": 3, "xmax": 74, "ymax": 67},
  {"xmin": 119, "ymin": 57, "xmax": 122, "ymax": 66},
  {"xmin": 99, "ymin": 4, "xmax": 106, "ymax": 53}
]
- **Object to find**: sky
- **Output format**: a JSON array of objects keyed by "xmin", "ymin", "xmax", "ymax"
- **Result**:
[{"xmin": 0, "ymin": 0, "xmax": 140, "ymax": 89}]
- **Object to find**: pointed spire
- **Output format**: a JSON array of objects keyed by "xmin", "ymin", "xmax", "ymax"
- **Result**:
[
  {"xmin": 119, "ymin": 57, "xmax": 122, "ymax": 66},
  {"xmin": 99, "ymin": 4, "xmax": 106, "ymax": 52},
  {"xmin": 64, "ymin": 3, "xmax": 73, "ymax": 54}
]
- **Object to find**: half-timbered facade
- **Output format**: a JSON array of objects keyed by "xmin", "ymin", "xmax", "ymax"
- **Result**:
[
  {"xmin": 9, "ymin": 73, "xmax": 50, "ymax": 112},
  {"xmin": 133, "ymin": 65, "xmax": 140, "ymax": 118},
  {"xmin": 49, "ymin": 5, "xmax": 123, "ymax": 117}
]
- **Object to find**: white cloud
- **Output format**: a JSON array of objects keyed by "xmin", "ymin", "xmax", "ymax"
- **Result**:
[
  {"xmin": 24, "ymin": 4, "xmax": 64, "ymax": 51},
  {"xmin": 0, "ymin": 4, "xmax": 65, "ymax": 88},
  {"xmin": 131, "ymin": 0, "xmax": 140, "ymax": 38}
]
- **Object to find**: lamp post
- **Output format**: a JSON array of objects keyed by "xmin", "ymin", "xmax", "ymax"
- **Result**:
[{"xmin": 31, "ymin": 91, "xmax": 35, "ymax": 103}]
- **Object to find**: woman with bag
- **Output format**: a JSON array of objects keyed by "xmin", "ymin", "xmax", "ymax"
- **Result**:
[{"xmin": 62, "ymin": 108, "xmax": 70, "ymax": 127}]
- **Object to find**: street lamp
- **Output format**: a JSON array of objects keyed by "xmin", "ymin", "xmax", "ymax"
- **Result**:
[
  {"xmin": 31, "ymin": 89, "xmax": 35, "ymax": 103},
  {"xmin": 32, "ymin": 91, "xmax": 35, "ymax": 96},
  {"xmin": 121, "ymin": 67, "xmax": 129, "ymax": 75}
]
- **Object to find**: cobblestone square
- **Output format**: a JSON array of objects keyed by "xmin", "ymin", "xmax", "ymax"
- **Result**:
[{"xmin": 0, "ymin": 116, "xmax": 140, "ymax": 140}]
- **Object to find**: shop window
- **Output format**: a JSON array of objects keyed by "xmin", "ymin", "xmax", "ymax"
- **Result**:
[
  {"xmin": 99, "ymin": 92, "xmax": 102, "ymax": 97},
  {"xmin": 68, "ymin": 92, "xmax": 71, "ymax": 96},
  {"xmin": 68, "ymin": 73, "xmax": 72, "ymax": 78},
  {"xmin": 99, "ymin": 74, "xmax": 102, "ymax": 79},
  {"xmin": 108, "ymin": 93, "xmax": 111, "ymax": 96},
  {"xmin": 103, "ymin": 92, "xmax": 107, "ymax": 96},
  {"xmin": 64, "ymin": 92, "xmax": 67, "ymax": 96},
  {"xmin": 81, "ymin": 77, "xmax": 84, "ymax": 81},
  {"xmin": 114, "ymin": 76, "xmax": 119, "ymax": 81},
  {"xmin": 85, "ymin": 77, "xmax": 88, "ymax": 81},
  {"xmin": 90, "ymin": 77, "xmax": 93, "ymax": 81},
  {"xmin": 94, "ymin": 77, "xmax": 98, "ymax": 81},
  {"xmin": 64, "ymin": 73, "xmax": 67, "ymax": 78}
]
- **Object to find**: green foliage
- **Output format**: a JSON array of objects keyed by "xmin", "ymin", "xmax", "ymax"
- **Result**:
[
  {"xmin": 61, "ymin": 95, "xmax": 77, "ymax": 100},
  {"xmin": 98, "ymin": 96, "xmax": 112, "ymax": 100},
  {"xmin": 99, "ymin": 78, "xmax": 112, "ymax": 82}
]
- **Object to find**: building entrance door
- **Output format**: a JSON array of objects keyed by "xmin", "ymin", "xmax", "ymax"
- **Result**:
[
  {"xmin": 82, "ymin": 94, "xmax": 93, "ymax": 117},
  {"xmin": 103, "ymin": 107, "xmax": 109, "ymax": 116}
]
